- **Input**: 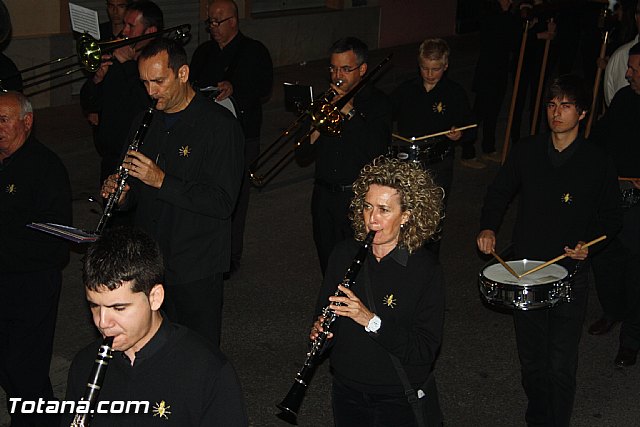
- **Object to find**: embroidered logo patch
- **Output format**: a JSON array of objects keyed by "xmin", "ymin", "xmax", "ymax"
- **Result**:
[
  {"xmin": 6, "ymin": 184, "xmax": 17, "ymax": 194},
  {"xmin": 432, "ymin": 101, "xmax": 446, "ymax": 114},
  {"xmin": 561, "ymin": 193, "xmax": 572, "ymax": 204},
  {"xmin": 383, "ymin": 294, "xmax": 397, "ymax": 308},
  {"xmin": 152, "ymin": 400, "xmax": 171, "ymax": 419},
  {"xmin": 178, "ymin": 146, "xmax": 191, "ymax": 157}
]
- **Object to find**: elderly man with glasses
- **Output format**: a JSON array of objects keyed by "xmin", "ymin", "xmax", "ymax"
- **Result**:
[
  {"xmin": 295, "ymin": 36, "xmax": 392, "ymax": 276},
  {"xmin": 190, "ymin": 0, "xmax": 273, "ymax": 278}
]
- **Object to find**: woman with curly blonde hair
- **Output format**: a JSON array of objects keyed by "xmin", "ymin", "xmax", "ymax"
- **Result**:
[{"xmin": 311, "ymin": 156, "xmax": 446, "ymax": 426}]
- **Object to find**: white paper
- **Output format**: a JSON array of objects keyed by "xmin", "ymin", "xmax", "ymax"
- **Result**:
[{"xmin": 69, "ymin": 3, "xmax": 100, "ymax": 40}]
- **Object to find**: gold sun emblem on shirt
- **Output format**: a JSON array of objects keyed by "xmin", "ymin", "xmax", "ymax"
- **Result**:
[
  {"xmin": 6, "ymin": 184, "xmax": 17, "ymax": 194},
  {"xmin": 561, "ymin": 193, "xmax": 572, "ymax": 204},
  {"xmin": 383, "ymin": 294, "xmax": 397, "ymax": 308},
  {"xmin": 432, "ymin": 101, "xmax": 446, "ymax": 114},
  {"xmin": 152, "ymin": 400, "xmax": 171, "ymax": 419},
  {"xmin": 178, "ymin": 146, "xmax": 191, "ymax": 157}
]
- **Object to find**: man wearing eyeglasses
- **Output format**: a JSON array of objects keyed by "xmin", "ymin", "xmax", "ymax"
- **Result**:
[
  {"xmin": 476, "ymin": 75, "xmax": 621, "ymax": 426},
  {"xmin": 296, "ymin": 36, "xmax": 392, "ymax": 275},
  {"xmin": 190, "ymin": 0, "xmax": 273, "ymax": 278}
]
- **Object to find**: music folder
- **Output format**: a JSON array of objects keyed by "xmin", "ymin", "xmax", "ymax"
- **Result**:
[
  {"xmin": 283, "ymin": 82, "xmax": 313, "ymax": 113},
  {"xmin": 27, "ymin": 223, "xmax": 99, "ymax": 243}
]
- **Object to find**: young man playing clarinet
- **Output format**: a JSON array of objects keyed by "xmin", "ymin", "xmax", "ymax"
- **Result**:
[{"xmin": 61, "ymin": 226, "xmax": 247, "ymax": 426}]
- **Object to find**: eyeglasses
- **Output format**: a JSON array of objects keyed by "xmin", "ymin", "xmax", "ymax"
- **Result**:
[
  {"xmin": 328, "ymin": 64, "xmax": 361, "ymax": 74},
  {"xmin": 546, "ymin": 101, "xmax": 576, "ymax": 111},
  {"xmin": 204, "ymin": 16, "xmax": 234, "ymax": 28}
]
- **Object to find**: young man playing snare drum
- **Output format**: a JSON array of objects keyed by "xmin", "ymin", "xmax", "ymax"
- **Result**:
[{"xmin": 476, "ymin": 75, "xmax": 621, "ymax": 427}]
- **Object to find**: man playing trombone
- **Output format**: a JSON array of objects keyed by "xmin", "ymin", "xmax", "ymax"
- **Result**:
[
  {"xmin": 81, "ymin": 1, "xmax": 163, "ymax": 188},
  {"xmin": 296, "ymin": 36, "xmax": 392, "ymax": 276}
]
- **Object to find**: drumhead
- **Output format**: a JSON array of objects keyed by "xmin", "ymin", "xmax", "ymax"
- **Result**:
[{"xmin": 483, "ymin": 260, "xmax": 568, "ymax": 285}]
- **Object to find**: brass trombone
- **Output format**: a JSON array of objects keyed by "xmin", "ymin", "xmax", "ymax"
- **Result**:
[
  {"xmin": 1, "ymin": 24, "xmax": 191, "ymax": 92},
  {"xmin": 248, "ymin": 54, "xmax": 392, "ymax": 188}
]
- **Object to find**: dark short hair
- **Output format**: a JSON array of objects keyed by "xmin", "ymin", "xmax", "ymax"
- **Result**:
[
  {"xmin": 629, "ymin": 42, "xmax": 640, "ymax": 57},
  {"xmin": 545, "ymin": 74, "xmax": 590, "ymax": 114},
  {"xmin": 329, "ymin": 37, "xmax": 368, "ymax": 65},
  {"xmin": 83, "ymin": 227, "xmax": 164, "ymax": 295},
  {"xmin": 139, "ymin": 37, "xmax": 188, "ymax": 75},
  {"xmin": 127, "ymin": 0, "xmax": 164, "ymax": 31}
]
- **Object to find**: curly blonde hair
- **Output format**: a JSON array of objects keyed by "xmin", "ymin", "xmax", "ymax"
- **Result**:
[{"xmin": 350, "ymin": 156, "xmax": 444, "ymax": 253}]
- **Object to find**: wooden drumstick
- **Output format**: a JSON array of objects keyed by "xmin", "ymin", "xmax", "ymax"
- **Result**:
[
  {"xmin": 490, "ymin": 250, "xmax": 520, "ymax": 279},
  {"xmin": 518, "ymin": 235, "xmax": 607, "ymax": 279},
  {"xmin": 392, "ymin": 124, "xmax": 478, "ymax": 143},
  {"xmin": 619, "ymin": 177, "xmax": 640, "ymax": 182}
]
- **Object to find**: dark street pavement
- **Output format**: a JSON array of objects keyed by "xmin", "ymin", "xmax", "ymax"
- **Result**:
[{"xmin": 2, "ymin": 33, "xmax": 639, "ymax": 426}]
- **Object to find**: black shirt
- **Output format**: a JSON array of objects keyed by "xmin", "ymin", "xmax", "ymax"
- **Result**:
[
  {"xmin": 80, "ymin": 59, "xmax": 151, "ymax": 160},
  {"xmin": 125, "ymin": 93, "xmax": 244, "ymax": 283},
  {"xmin": 297, "ymin": 85, "xmax": 392, "ymax": 186},
  {"xmin": 0, "ymin": 136, "xmax": 71, "ymax": 272},
  {"xmin": 480, "ymin": 134, "xmax": 622, "ymax": 272},
  {"xmin": 591, "ymin": 86, "xmax": 640, "ymax": 178},
  {"xmin": 316, "ymin": 240, "xmax": 445, "ymax": 393},
  {"xmin": 190, "ymin": 32, "xmax": 273, "ymax": 139},
  {"xmin": 63, "ymin": 320, "xmax": 248, "ymax": 426}
]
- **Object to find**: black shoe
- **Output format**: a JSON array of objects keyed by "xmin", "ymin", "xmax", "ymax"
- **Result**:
[
  {"xmin": 588, "ymin": 317, "xmax": 619, "ymax": 335},
  {"xmin": 615, "ymin": 346, "xmax": 638, "ymax": 367}
]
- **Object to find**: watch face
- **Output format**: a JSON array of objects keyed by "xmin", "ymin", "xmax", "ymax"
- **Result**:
[{"xmin": 368, "ymin": 316, "xmax": 381, "ymax": 332}]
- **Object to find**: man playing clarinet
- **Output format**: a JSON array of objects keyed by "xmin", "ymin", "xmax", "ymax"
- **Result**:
[{"xmin": 62, "ymin": 226, "xmax": 247, "ymax": 426}]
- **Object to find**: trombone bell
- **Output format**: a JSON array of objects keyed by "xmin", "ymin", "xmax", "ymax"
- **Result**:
[{"xmin": 77, "ymin": 35, "xmax": 102, "ymax": 73}]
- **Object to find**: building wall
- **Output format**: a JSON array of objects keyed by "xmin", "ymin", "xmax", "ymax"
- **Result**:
[
  {"xmin": 378, "ymin": 0, "xmax": 457, "ymax": 48},
  {"xmin": 2, "ymin": 0, "xmax": 457, "ymax": 107}
]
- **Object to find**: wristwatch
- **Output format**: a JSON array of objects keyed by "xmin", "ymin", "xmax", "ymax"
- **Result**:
[{"xmin": 365, "ymin": 314, "xmax": 382, "ymax": 333}]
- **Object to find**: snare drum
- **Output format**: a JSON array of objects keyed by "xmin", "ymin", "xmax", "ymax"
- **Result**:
[
  {"xmin": 621, "ymin": 188, "xmax": 640, "ymax": 209},
  {"xmin": 479, "ymin": 259, "xmax": 572, "ymax": 310},
  {"xmin": 388, "ymin": 139, "xmax": 451, "ymax": 167}
]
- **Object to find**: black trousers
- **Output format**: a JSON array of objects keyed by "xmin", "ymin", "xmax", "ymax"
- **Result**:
[
  {"xmin": 0, "ymin": 269, "xmax": 62, "ymax": 427},
  {"xmin": 163, "ymin": 273, "xmax": 224, "ymax": 348},
  {"xmin": 423, "ymin": 157, "xmax": 453, "ymax": 260},
  {"xmin": 473, "ymin": 80, "xmax": 507, "ymax": 154},
  {"xmin": 311, "ymin": 184, "xmax": 354, "ymax": 276},
  {"xmin": 592, "ymin": 203, "xmax": 640, "ymax": 350},
  {"xmin": 231, "ymin": 136, "xmax": 260, "ymax": 269},
  {"xmin": 513, "ymin": 276, "xmax": 588, "ymax": 427},
  {"xmin": 331, "ymin": 378, "xmax": 419, "ymax": 427}
]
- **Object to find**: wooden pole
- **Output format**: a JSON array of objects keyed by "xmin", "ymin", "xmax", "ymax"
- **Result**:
[
  {"xmin": 585, "ymin": 30, "xmax": 609, "ymax": 138},
  {"xmin": 502, "ymin": 19, "xmax": 530, "ymax": 164},
  {"xmin": 530, "ymin": 30, "xmax": 552, "ymax": 135}
]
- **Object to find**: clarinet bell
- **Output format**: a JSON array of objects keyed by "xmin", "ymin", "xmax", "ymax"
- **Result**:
[{"xmin": 276, "ymin": 381, "xmax": 306, "ymax": 425}]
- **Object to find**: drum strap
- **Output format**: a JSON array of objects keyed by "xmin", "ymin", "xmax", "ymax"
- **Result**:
[{"xmin": 361, "ymin": 261, "xmax": 431, "ymax": 427}]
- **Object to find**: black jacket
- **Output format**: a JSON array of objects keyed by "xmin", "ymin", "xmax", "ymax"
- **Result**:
[{"xmin": 125, "ymin": 93, "xmax": 244, "ymax": 283}]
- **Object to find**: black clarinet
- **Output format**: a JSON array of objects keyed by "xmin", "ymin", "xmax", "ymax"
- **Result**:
[
  {"xmin": 95, "ymin": 103, "xmax": 155, "ymax": 235},
  {"xmin": 70, "ymin": 336, "xmax": 114, "ymax": 427},
  {"xmin": 276, "ymin": 230, "xmax": 376, "ymax": 425}
]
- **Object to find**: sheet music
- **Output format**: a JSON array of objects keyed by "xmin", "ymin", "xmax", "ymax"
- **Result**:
[
  {"xmin": 27, "ymin": 223, "xmax": 99, "ymax": 243},
  {"xmin": 69, "ymin": 3, "xmax": 100, "ymax": 40}
]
